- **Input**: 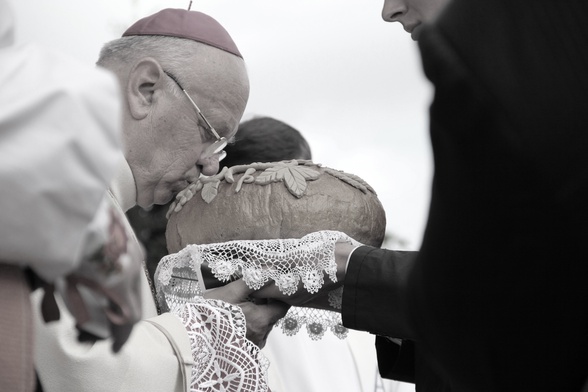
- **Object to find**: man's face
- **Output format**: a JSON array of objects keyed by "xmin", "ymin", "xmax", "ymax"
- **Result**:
[
  {"xmin": 127, "ymin": 46, "xmax": 250, "ymax": 209},
  {"xmin": 381, "ymin": 0, "xmax": 451, "ymax": 40}
]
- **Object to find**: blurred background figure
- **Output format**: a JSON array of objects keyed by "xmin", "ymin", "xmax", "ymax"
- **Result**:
[
  {"xmin": 1, "ymin": 0, "xmax": 142, "ymax": 390},
  {"xmin": 223, "ymin": 116, "xmax": 312, "ymax": 165}
]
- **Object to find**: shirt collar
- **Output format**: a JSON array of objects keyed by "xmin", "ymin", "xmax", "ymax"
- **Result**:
[{"xmin": 109, "ymin": 157, "xmax": 137, "ymax": 212}]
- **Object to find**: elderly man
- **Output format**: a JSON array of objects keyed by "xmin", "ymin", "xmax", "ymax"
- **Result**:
[{"xmin": 33, "ymin": 9, "xmax": 284, "ymax": 392}]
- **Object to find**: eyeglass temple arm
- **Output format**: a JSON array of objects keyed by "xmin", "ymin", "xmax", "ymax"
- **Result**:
[
  {"xmin": 180, "ymin": 90, "xmax": 223, "ymax": 140},
  {"xmin": 163, "ymin": 70, "xmax": 223, "ymax": 141}
]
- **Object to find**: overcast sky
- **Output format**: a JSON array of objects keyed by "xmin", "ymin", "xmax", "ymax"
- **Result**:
[{"xmin": 10, "ymin": 0, "xmax": 434, "ymax": 250}]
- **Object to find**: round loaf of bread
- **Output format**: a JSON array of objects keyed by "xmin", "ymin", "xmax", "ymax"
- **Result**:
[{"xmin": 166, "ymin": 160, "xmax": 386, "ymax": 252}]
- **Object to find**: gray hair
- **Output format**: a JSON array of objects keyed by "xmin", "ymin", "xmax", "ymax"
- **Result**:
[{"xmin": 96, "ymin": 35, "xmax": 202, "ymax": 87}]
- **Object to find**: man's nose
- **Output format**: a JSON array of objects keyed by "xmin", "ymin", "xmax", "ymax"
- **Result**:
[
  {"xmin": 197, "ymin": 154, "xmax": 221, "ymax": 177},
  {"xmin": 382, "ymin": 0, "xmax": 407, "ymax": 22},
  {"xmin": 184, "ymin": 165, "xmax": 201, "ymax": 184}
]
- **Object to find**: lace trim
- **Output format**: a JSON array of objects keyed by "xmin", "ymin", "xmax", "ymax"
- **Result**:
[
  {"xmin": 172, "ymin": 299, "xmax": 269, "ymax": 392},
  {"xmin": 155, "ymin": 230, "xmax": 350, "ymax": 339}
]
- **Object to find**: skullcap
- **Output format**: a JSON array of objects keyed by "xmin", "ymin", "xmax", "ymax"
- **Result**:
[{"xmin": 123, "ymin": 8, "xmax": 242, "ymax": 59}]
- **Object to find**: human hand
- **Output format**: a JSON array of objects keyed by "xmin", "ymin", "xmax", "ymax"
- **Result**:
[
  {"xmin": 52, "ymin": 203, "xmax": 143, "ymax": 353},
  {"xmin": 204, "ymin": 279, "xmax": 290, "ymax": 348},
  {"xmin": 248, "ymin": 237, "xmax": 360, "ymax": 309}
]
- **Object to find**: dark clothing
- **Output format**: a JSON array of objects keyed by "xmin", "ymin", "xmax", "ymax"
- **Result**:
[
  {"xmin": 343, "ymin": 0, "xmax": 588, "ymax": 390},
  {"xmin": 342, "ymin": 248, "xmax": 451, "ymax": 391}
]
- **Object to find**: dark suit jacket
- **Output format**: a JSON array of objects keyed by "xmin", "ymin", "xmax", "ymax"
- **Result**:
[{"xmin": 343, "ymin": 0, "xmax": 588, "ymax": 391}]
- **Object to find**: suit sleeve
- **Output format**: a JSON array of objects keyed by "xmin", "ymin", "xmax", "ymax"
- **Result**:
[
  {"xmin": 341, "ymin": 246, "xmax": 418, "ymax": 382},
  {"xmin": 375, "ymin": 336, "xmax": 416, "ymax": 383}
]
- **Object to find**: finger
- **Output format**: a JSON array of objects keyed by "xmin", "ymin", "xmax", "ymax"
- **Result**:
[
  {"xmin": 203, "ymin": 279, "xmax": 255, "ymax": 302},
  {"xmin": 238, "ymin": 300, "xmax": 290, "ymax": 324},
  {"xmin": 240, "ymin": 300, "xmax": 290, "ymax": 348},
  {"xmin": 248, "ymin": 283, "xmax": 284, "ymax": 300},
  {"xmin": 265, "ymin": 299, "xmax": 290, "ymax": 323},
  {"xmin": 336, "ymin": 233, "xmax": 363, "ymax": 247},
  {"xmin": 250, "ymin": 282, "xmax": 315, "ymax": 307},
  {"xmin": 252, "ymin": 297, "xmax": 269, "ymax": 305}
]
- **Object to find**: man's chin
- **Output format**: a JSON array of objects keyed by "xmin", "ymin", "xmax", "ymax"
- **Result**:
[
  {"xmin": 155, "ymin": 193, "xmax": 174, "ymax": 206},
  {"xmin": 411, "ymin": 25, "xmax": 423, "ymax": 41},
  {"xmin": 141, "ymin": 191, "xmax": 172, "ymax": 209}
]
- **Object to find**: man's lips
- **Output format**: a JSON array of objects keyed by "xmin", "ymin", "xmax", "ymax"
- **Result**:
[{"xmin": 410, "ymin": 24, "xmax": 423, "ymax": 41}]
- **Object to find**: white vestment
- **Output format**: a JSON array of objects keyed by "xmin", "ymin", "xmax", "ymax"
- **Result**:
[
  {"xmin": 33, "ymin": 160, "xmax": 193, "ymax": 391},
  {"xmin": 1, "ymin": 4, "xmax": 138, "ymax": 391},
  {"xmin": 263, "ymin": 328, "xmax": 414, "ymax": 392},
  {"xmin": 0, "ymin": 34, "xmax": 122, "ymax": 281}
]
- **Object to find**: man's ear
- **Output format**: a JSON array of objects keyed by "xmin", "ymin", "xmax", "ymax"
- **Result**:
[{"xmin": 126, "ymin": 58, "xmax": 164, "ymax": 120}]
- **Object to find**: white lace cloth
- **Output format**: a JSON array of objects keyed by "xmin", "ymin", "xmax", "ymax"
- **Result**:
[
  {"xmin": 155, "ymin": 231, "xmax": 358, "ymax": 390},
  {"xmin": 155, "ymin": 231, "xmax": 355, "ymax": 341},
  {"xmin": 172, "ymin": 299, "xmax": 269, "ymax": 392}
]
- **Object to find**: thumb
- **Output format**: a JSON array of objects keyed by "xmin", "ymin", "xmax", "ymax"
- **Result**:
[{"xmin": 241, "ymin": 299, "xmax": 291, "ymax": 348}]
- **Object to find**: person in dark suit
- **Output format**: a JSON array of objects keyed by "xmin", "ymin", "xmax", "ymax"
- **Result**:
[
  {"xmin": 250, "ymin": 0, "xmax": 588, "ymax": 390},
  {"xmin": 408, "ymin": 1, "xmax": 588, "ymax": 390}
]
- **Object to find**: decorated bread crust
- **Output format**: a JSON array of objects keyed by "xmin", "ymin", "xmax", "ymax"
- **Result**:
[{"xmin": 166, "ymin": 160, "xmax": 386, "ymax": 252}]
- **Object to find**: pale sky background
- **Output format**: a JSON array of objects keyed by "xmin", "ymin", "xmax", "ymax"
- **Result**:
[{"xmin": 9, "ymin": 0, "xmax": 434, "ymax": 250}]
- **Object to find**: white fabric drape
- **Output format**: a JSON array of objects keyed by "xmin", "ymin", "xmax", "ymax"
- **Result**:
[{"xmin": 0, "ymin": 36, "xmax": 122, "ymax": 281}]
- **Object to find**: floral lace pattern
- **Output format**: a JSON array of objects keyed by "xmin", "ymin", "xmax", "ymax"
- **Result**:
[
  {"xmin": 155, "ymin": 230, "xmax": 350, "ymax": 339},
  {"xmin": 276, "ymin": 307, "xmax": 348, "ymax": 340},
  {"xmin": 172, "ymin": 299, "xmax": 269, "ymax": 392}
]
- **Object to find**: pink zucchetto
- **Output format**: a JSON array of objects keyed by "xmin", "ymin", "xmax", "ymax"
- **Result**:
[{"xmin": 122, "ymin": 8, "xmax": 242, "ymax": 59}]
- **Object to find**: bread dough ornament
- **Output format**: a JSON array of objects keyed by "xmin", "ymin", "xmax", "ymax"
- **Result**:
[{"xmin": 167, "ymin": 160, "xmax": 385, "ymax": 248}]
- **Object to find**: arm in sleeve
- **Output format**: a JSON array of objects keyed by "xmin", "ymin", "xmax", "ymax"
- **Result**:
[
  {"xmin": 341, "ymin": 246, "xmax": 418, "ymax": 383},
  {"xmin": 342, "ymin": 246, "xmax": 417, "ymax": 338},
  {"xmin": 375, "ymin": 336, "xmax": 415, "ymax": 383}
]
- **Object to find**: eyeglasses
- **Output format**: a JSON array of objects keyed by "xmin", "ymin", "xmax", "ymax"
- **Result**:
[{"xmin": 164, "ymin": 71, "xmax": 227, "ymax": 161}]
